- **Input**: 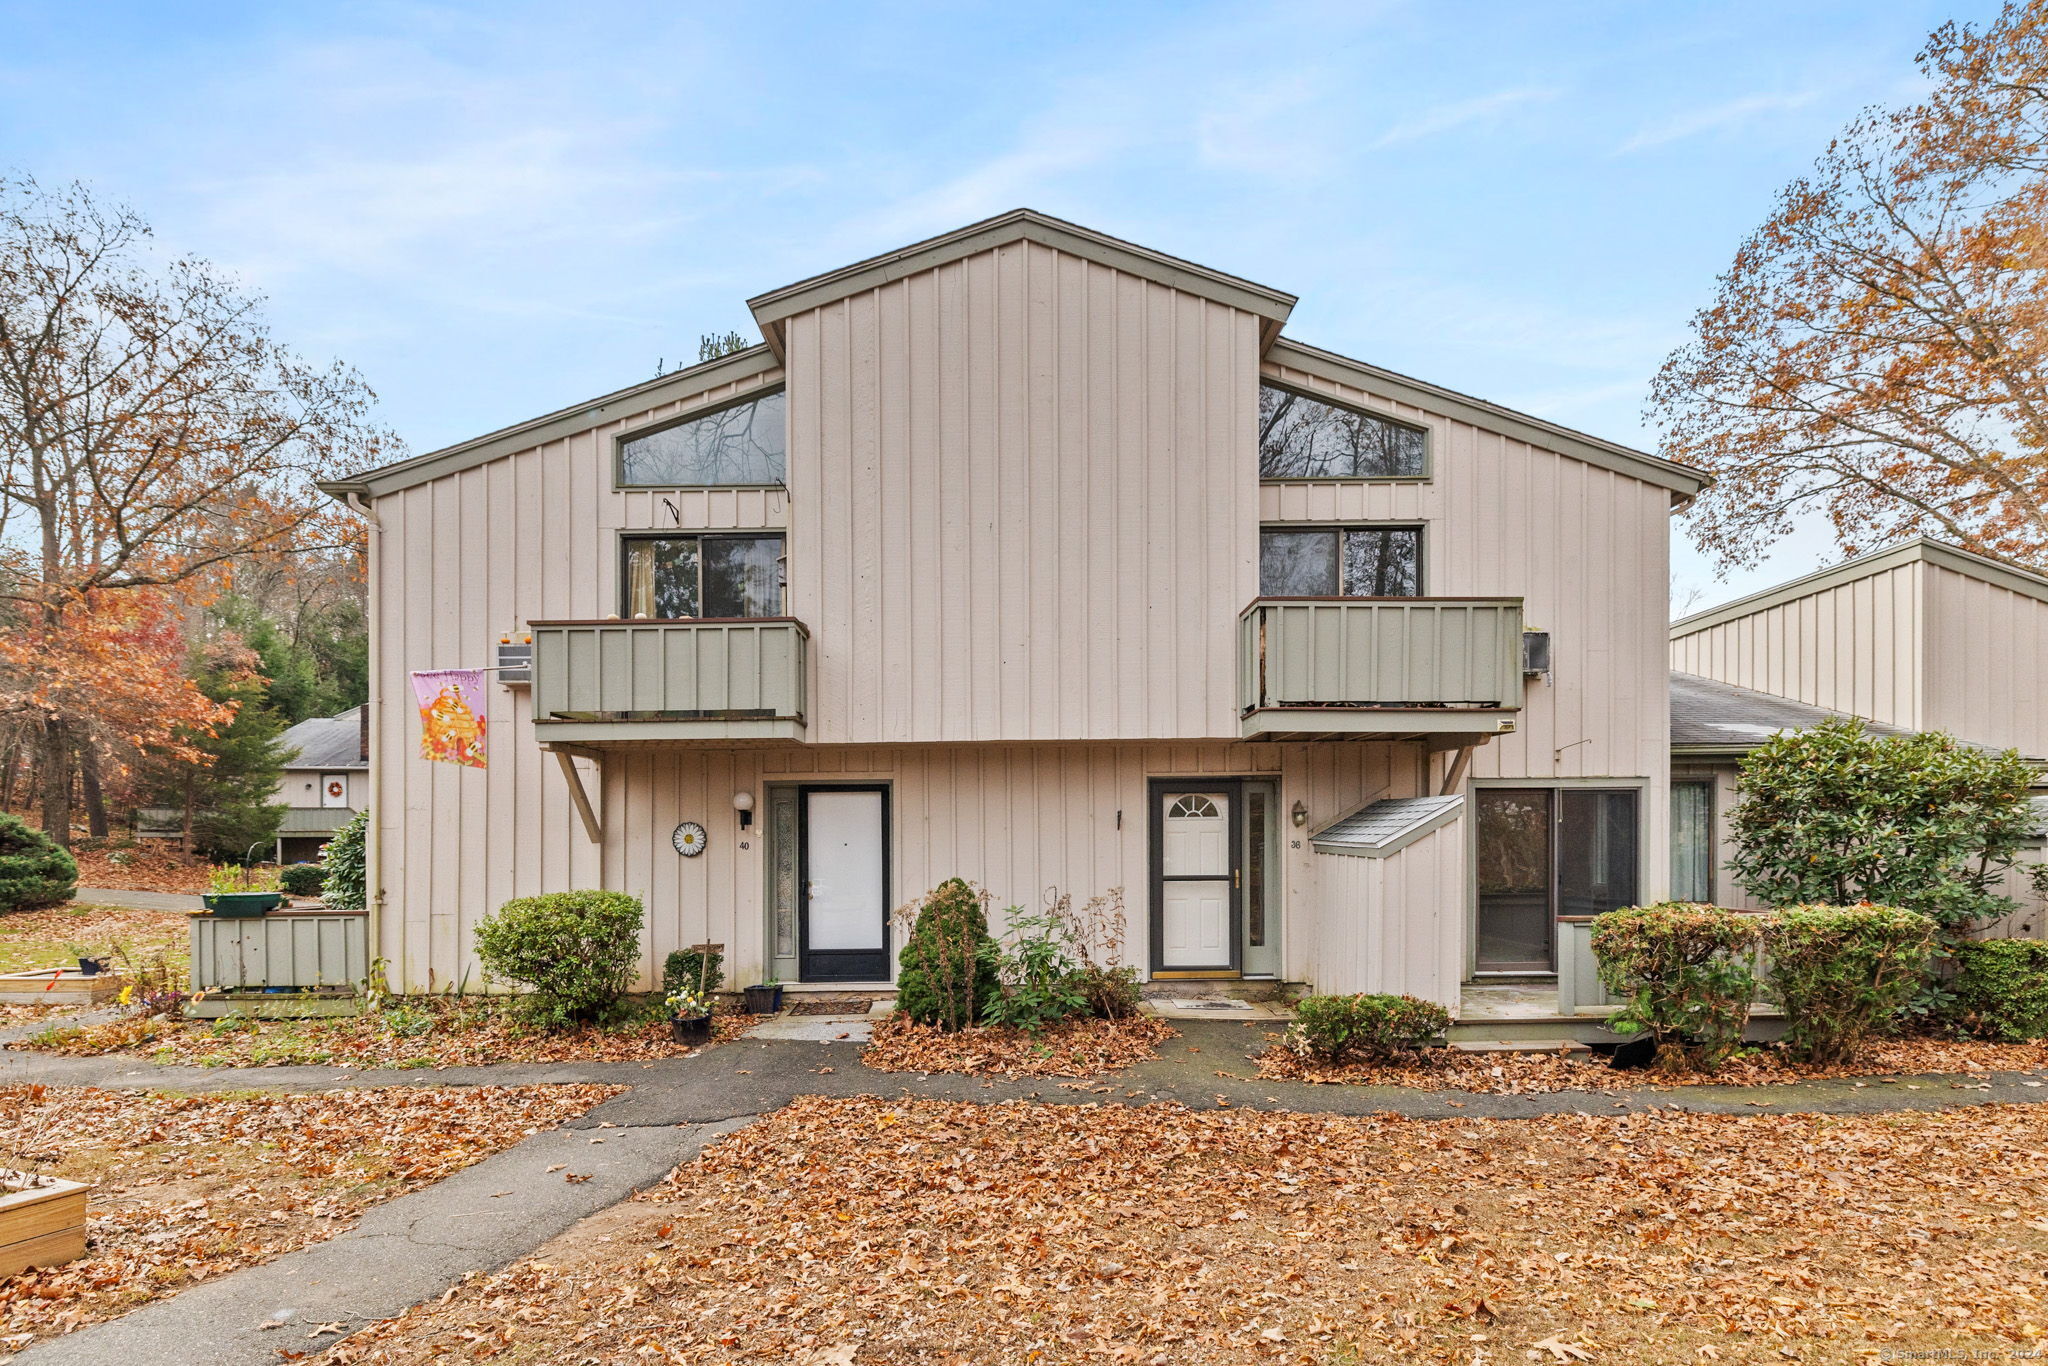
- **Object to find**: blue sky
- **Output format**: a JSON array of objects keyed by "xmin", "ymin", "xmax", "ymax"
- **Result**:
[{"xmin": 0, "ymin": 0, "xmax": 1995, "ymax": 611}]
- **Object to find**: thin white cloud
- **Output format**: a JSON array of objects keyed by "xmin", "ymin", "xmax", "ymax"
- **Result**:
[
  {"xmin": 1616, "ymin": 91, "xmax": 1822, "ymax": 154},
  {"xmin": 1374, "ymin": 87, "xmax": 1560, "ymax": 148}
]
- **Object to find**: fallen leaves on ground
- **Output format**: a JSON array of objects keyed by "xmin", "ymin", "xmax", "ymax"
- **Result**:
[
  {"xmin": 0, "ymin": 903, "xmax": 187, "ymax": 977},
  {"xmin": 65, "ymin": 845, "xmax": 212, "ymax": 895},
  {"xmin": 323, "ymin": 1094, "xmax": 2048, "ymax": 1363},
  {"xmin": 861, "ymin": 1013, "xmax": 1177, "ymax": 1077},
  {"xmin": 1257, "ymin": 1035, "xmax": 2048, "ymax": 1093},
  {"xmin": 12, "ymin": 1003, "xmax": 754, "ymax": 1069},
  {"xmin": 0, "ymin": 1082, "xmax": 619, "ymax": 1357}
]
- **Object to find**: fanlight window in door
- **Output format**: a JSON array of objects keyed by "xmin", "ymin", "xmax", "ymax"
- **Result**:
[{"xmin": 1167, "ymin": 795, "xmax": 1220, "ymax": 819}]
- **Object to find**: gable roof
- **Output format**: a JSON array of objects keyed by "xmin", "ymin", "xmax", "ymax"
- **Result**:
[
  {"xmin": 1311, "ymin": 795, "xmax": 1465, "ymax": 857},
  {"xmin": 279, "ymin": 706, "xmax": 368, "ymax": 771},
  {"xmin": 746, "ymin": 208, "xmax": 1298, "ymax": 356},
  {"xmin": 1671, "ymin": 537, "xmax": 2048, "ymax": 638}
]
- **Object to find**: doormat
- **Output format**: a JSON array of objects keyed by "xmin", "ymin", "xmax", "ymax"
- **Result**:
[
  {"xmin": 1177, "ymin": 999, "xmax": 1255, "ymax": 1011},
  {"xmin": 788, "ymin": 998, "xmax": 873, "ymax": 1016}
]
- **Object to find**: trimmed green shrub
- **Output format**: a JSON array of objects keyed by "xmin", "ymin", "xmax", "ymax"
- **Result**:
[
  {"xmin": 1286, "ymin": 992, "xmax": 1450, "ymax": 1063},
  {"xmin": 895, "ymin": 878, "xmax": 1001, "ymax": 1031},
  {"xmin": 662, "ymin": 946, "xmax": 724, "ymax": 998},
  {"xmin": 0, "ymin": 812, "xmax": 77, "ymax": 913},
  {"xmin": 1764, "ymin": 904, "xmax": 1935, "ymax": 1064},
  {"xmin": 320, "ymin": 810, "xmax": 368, "ymax": 910},
  {"xmin": 985, "ymin": 907, "xmax": 1090, "ymax": 1033},
  {"xmin": 473, "ymin": 891, "xmax": 644, "ymax": 1030},
  {"xmin": 1593, "ymin": 902, "xmax": 1762, "ymax": 1073},
  {"xmin": 1948, "ymin": 939, "xmax": 2048, "ymax": 1042},
  {"xmin": 277, "ymin": 862, "xmax": 325, "ymax": 897}
]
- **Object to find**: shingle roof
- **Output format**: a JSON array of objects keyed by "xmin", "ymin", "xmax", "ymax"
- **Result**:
[
  {"xmin": 1311, "ymin": 795, "xmax": 1465, "ymax": 857},
  {"xmin": 278, "ymin": 707, "xmax": 367, "ymax": 771},
  {"xmin": 1671, "ymin": 672, "xmax": 1918, "ymax": 754}
]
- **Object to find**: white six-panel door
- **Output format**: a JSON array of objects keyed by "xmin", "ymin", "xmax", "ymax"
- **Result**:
[{"xmin": 1160, "ymin": 791, "xmax": 1231, "ymax": 967}]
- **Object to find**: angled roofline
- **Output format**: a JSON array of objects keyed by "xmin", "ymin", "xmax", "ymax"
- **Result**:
[
  {"xmin": 1265, "ymin": 337, "xmax": 1710, "ymax": 504},
  {"xmin": 319, "ymin": 346, "xmax": 782, "ymax": 502},
  {"xmin": 1670, "ymin": 537, "xmax": 2048, "ymax": 638},
  {"xmin": 746, "ymin": 208, "xmax": 1297, "ymax": 358}
]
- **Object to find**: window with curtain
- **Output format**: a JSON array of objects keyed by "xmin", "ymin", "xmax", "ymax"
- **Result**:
[
  {"xmin": 621, "ymin": 534, "xmax": 784, "ymax": 619},
  {"xmin": 617, "ymin": 389, "xmax": 786, "ymax": 486},
  {"xmin": 1259, "ymin": 526, "xmax": 1421, "ymax": 596},
  {"xmin": 1670, "ymin": 780, "xmax": 1715, "ymax": 904},
  {"xmin": 1259, "ymin": 384, "xmax": 1426, "ymax": 479}
]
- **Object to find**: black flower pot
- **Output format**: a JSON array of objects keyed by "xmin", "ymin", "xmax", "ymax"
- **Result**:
[
  {"xmin": 77, "ymin": 957, "xmax": 109, "ymax": 978},
  {"xmin": 741, "ymin": 984, "xmax": 784, "ymax": 1015},
  {"xmin": 671, "ymin": 1014, "xmax": 713, "ymax": 1044}
]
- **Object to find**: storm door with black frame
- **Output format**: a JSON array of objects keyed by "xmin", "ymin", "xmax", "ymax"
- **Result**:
[
  {"xmin": 1151, "ymin": 780, "xmax": 1243, "ymax": 976},
  {"xmin": 797, "ymin": 785, "xmax": 890, "ymax": 983}
]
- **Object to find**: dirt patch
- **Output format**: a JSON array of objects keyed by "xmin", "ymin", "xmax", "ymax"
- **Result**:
[
  {"xmin": 861, "ymin": 1013, "xmax": 1178, "ymax": 1077},
  {"xmin": 0, "ymin": 1082, "xmax": 619, "ymax": 1358},
  {"xmin": 0, "ymin": 903, "xmax": 188, "ymax": 978},
  {"xmin": 66, "ymin": 844, "xmax": 213, "ymax": 895},
  {"xmin": 13, "ymin": 1001, "xmax": 755, "ymax": 1069},
  {"xmin": 323, "ymin": 1094, "xmax": 2048, "ymax": 1364},
  {"xmin": 1256, "ymin": 1035, "xmax": 2048, "ymax": 1093}
]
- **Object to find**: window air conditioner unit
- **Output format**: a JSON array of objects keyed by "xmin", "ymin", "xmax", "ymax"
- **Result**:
[{"xmin": 1522, "ymin": 630, "xmax": 1552, "ymax": 677}]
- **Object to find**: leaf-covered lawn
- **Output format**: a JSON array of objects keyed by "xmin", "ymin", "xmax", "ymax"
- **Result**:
[
  {"xmin": 0, "ymin": 903, "xmax": 188, "ymax": 978},
  {"xmin": 325, "ymin": 1095, "xmax": 2048, "ymax": 1364},
  {"xmin": 1256, "ymin": 1035, "xmax": 2048, "ymax": 1094},
  {"xmin": 16, "ymin": 1002, "xmax": 753, "ymax": 1069},
  {"xmin": 862, "ymin": 1014, "xmax": 1178, "ymax": 1077},
  {"xmin": 0, "ymin": 1082, "xmax": 620, "ymax": 1358}
]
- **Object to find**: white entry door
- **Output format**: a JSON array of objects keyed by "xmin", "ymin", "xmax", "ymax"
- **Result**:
[
  {"xmin": 801, "ymin": 786, "xmax": 889, "ymax": 983},
  {"xmin": 1159, "ymin": 789, "xmax": 1235, "ymax": 970}
]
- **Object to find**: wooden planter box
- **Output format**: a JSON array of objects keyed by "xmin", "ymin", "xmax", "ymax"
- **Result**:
[
  {"xmin": 0, "ymin": 969, "xmax": 123, "ymax": 1008},
  {"xmin": 0, "ymin": 1177, "xmax": 88, "ymax": 1278},
  {"xmin": 190, "ymin": 908, "xmax": 369, "ymax": 993}
]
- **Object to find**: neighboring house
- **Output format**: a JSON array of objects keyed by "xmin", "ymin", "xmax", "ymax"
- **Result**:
[
  {"xmin": 271, "ymin": 706, "xmax": 368, "ymax": 864},
  {"xmin": 323, "ymin": 209, "xmax": 1708, "ymax": 1006},
  {"xmin": 1669, "ymin": 539, "xmax": 2048, "ymax": 935}
]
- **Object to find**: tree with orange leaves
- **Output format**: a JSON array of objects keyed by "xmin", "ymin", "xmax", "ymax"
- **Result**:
[
  {"xmin": 1651, "ymin": 2, "xmax": 2048, "ymax": 573},
  {"xmin": 0, "ymin": 176, "xmax": 395, "ymax": 845}
]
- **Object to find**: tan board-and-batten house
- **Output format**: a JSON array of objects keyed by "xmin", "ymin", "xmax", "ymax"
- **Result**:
[{"xmin": 321, "ymin": 210, "xmax": 1709, "ymax": 1011}]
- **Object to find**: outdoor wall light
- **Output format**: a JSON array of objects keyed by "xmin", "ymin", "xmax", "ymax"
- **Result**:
[
  {"xmin": 733, "ymin": 790, "xmax": 755, "ymax": 830},
  {"xmin": 1291, "ymin": 800, "xmax": 1308, "ymax": 828}
]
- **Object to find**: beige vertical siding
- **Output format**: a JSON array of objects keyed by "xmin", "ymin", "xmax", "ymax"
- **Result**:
[
  {"xmin": 1670, "ymin": 563, "xmax": 1923, "ymax": 730},
  {"xmin": 1920, "ymin": 562, "xmax": 2048, "ymax": 757},
  {"xmin": 781, "ymin": 240, "xmax": 1261, "ymax": 743},
  {"xmin": 1256, "ymin": 357, "xmax": 1675, "ymax": 901},
  {"xmin": 1310, "ymin": 820, "xmax": 1467, "ymax": 1010}
]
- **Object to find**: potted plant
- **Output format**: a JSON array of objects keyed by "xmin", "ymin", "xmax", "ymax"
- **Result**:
[
  {"xmin": 201, "ymin": 864, "xmax": 284, "ymax": 918},
  {"xmin": 741, "ymin": 979, "xmax": 784, "ymax": 1014},
  {"xmin": 667, "ymin": 986, "xmax": 714, "ymax": 1043}
]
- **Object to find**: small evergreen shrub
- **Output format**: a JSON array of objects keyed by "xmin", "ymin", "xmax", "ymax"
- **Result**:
[
  {"xmin": 1764, "ymin": 904, "xmax": 1936, "ymax": 1064},
  {"xmin": 473, "ymin": 890, "xmax": 644, "ymax": 1030},
  {"xmin": 894, "ymin": 878, "xmax": 1001, "ymax": 1031},
  {"xmin": 662, "ymin": 946, "xmax": 724, "ymax": 998},
  {"xmin": 985, "ymin": 907, "xmax": 1090, "ymax": 1033},
  {"xmin": 1948, "ymin": 939, "xmax": 2048, "ymax": 1042},
  {"xmin": 0, "ymin": 812, "xmax": 77, "ymax": 913},
  {"xmin": 278, "ymin": 862, "xmax": 325, "ymax": 897},
  {"xmin": 320, "ymin": 810, "xmax": 368, "ymax": 910},
  {"xmin": 1286, "ymin": 992, "xmax": 1450, "ymax": 1063},
  {"xmin": 1593, "ymin": 902, "xmax": 1762, "ymax": 1073}
]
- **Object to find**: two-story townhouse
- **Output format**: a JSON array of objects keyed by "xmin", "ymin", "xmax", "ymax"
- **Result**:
[
  {"xmin": 1669, "ymin": 537, "xmax": 2048, "ymax": 935},
  {"xmin": 323, "ymin": 210, "xmax": 1707, "ymax": 1011}
]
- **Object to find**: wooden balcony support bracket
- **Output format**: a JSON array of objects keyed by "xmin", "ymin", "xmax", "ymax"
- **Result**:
[
  {"xmin": 542, "ymin": 744, "xmax": 604, "ymax": 844},
  {"xmin": 1438, "ymin": 740, "xmax": 1480, "ymax": 796}
]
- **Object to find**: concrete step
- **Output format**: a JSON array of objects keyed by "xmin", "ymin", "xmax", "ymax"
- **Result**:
[{"xmin": 1450, "ymin": 1038, "xmax": 1595, "ymax": 1055}]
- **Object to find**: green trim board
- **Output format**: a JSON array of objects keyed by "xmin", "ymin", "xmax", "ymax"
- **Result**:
[
  {"xmin": 1670, "ymin": 536, "xmax": 2048, "ymax": 638},
  {"xmin": 1264, "ymin": 337, "xmax": 1709, "ymax": 502}
]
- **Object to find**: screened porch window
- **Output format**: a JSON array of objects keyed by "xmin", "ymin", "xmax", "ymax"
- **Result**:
[
  {"xmin": 617, "ymin": 389, "xmax": 786, "ymax": 487},
  {"xmin": 1259, "ymin": 526, "xmax": 1421, "ymax": 597},
  {"xmin": 1259, "ymin": 383, "xmax": 1426, "ymax": 479},
  {"xmin": 622, "ymin": 534, "xmax": 784, "ymax": 619}
]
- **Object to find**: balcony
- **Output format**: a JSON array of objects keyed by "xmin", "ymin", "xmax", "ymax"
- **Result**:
[
  {"xmin": 529, "ymin": 618, "xmax": 808, "ymax": 744},
  {"xmin": 1238, "ymin": 598, "xmax": 1524, "ymax": 741}
]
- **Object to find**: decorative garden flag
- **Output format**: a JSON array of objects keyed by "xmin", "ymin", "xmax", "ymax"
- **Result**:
[{"xmin": 411, "ymin": 669, "xmax": 488, "ymax": 768}]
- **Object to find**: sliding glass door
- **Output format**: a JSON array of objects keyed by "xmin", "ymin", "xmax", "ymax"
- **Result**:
[{"xmin": 1475, "ymin": 787, "xmax": 1641, "ymax": 973}]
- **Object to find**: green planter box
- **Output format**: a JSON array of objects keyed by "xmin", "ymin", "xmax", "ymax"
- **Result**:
[{"xmin": 200, "ymin": 892, "xmax": 284, "ymax": 918}]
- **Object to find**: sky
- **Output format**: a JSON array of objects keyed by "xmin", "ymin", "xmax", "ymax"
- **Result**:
[{"xmin": 0, "ymin": 0, "xmax": 2001, "ymax": 613}]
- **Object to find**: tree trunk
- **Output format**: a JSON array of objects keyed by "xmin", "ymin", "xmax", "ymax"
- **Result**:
[
  {"xmin": 38, "ymin": 716, "xmax": 73, "ymax": 848},
  {"xmin": 78, "ymin": 744, "xmax": 109, "ymax": 839},
  {"xmin": 180, "ymin": 774, "xmax": 195, "ymax": 858}
]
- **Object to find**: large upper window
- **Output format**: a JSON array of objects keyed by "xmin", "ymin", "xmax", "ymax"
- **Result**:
[
  {"xmin": 617, "ymin": 390, "xmax": 786, "ymax": 487},
  {"xmin": 622, "ymin": 534, "xmax": 784, "ymax": 619},
  {"xmin": 1259, "ymin": 384, "xmax": 1425, "ymax": 479},
  {"xmin": 1259, "ymin": 526, "xmax": 1421, "ymax": 597}
]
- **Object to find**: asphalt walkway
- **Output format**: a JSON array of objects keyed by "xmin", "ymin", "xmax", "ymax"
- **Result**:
[{"xmin": 72, "ymin": 887, "xmax": 204, "ymax": 912}]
